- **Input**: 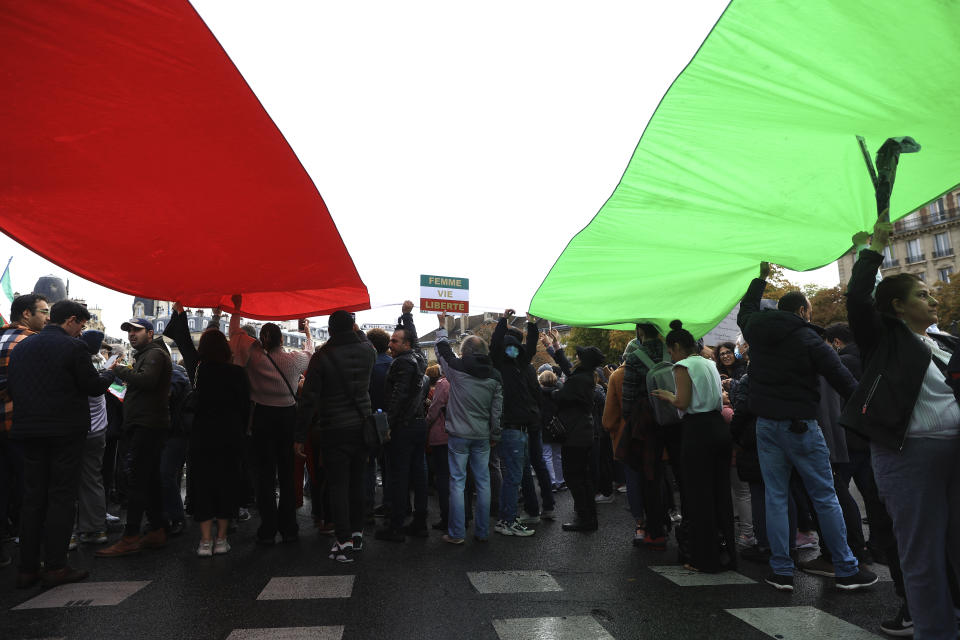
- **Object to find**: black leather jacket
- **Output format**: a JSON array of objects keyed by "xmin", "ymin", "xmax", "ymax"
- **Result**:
[{"xmin": 840, "ymin": 249, "xmax": 960, "ymax": 450}]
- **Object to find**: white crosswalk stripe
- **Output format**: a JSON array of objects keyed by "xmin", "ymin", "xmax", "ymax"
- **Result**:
[
  {"xmin": 726, "ymin": 606, "xmax": 882, "ymax": 639},
  {"xmin": 468, "ymin": 570, "xmax": 562, "ymax": 594},
  {"xmin": 256, "ymin": 576, "xmax": 354, "ymax": 600},
  {"xmin": 493, "ymin": 616, "xmax": 615, "ymax": 640}
]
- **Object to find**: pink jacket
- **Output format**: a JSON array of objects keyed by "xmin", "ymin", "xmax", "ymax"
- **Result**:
[{"xmin": 426, "ymin": 377, "xmax": 450, "ymax": 446}]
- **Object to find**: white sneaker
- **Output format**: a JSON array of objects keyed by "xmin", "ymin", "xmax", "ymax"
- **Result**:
[
  {"xmin": 594, "ymin": 493, "xmax": 615, "ymax": 504},
  {"xmin": 213, "ymin": 538, "xmax": 230, "ymax": 555},
  {"xmin": 197, "ymin": 541, "xmax": 213, "ymax": 557},
  {"xmin": 495, "ymin": 519, "xmax": 535, "ymax": 537},
  {"xmin": 68, "ymin": 533, "xmax": 79, "ymax": 551}
]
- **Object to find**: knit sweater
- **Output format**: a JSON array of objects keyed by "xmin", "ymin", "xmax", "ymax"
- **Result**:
[{"xmin": 230, "ymin": 315, "xmax": 312, "ymax": 407}]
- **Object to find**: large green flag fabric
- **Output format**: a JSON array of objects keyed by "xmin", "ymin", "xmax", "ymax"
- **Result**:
[{"xmin": 530, "ymin": 0, "xmax": 960, "ymax": 337}]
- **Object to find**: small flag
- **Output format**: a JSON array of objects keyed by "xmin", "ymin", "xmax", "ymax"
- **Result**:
[{"xmin": 0, "ymin": 258, "xmax": 13, "ymax": 325}]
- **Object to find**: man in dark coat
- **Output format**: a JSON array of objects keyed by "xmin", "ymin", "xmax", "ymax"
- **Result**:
[
  {"xmin": 97, "ymin": 318, "xmax": 172, "ymax": 557},
  {"xmin": 489, "ymin": 309, "xmax": 540, "ymax": 537},
  {"xmin": 296, "ymin": 311, "xmax": 375, "ymax": 562},
  {"xmin": 8, "ymin": 299, "xmax": 115, "ymax": 588},
  {"xmin": 738, "ymin": 262, "xmax": 876, "ymax": 593},
  {"xmin": 376, "ymin": 301, "xmax": 428, "ymax": 541}
]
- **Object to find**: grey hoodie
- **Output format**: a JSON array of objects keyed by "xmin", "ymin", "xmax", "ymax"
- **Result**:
[{"xmin": 435, "ymin": 329, "xmax": 504, "ymax": 441}]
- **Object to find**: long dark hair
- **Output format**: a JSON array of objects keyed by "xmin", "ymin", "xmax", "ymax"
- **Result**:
[
  {"xmin": 259, "ymin": 323, "xmax": 283, "ymax": 351},
  {"xmin": 198, "ymin": 330, "xmax": 232, "ymax": 364}
]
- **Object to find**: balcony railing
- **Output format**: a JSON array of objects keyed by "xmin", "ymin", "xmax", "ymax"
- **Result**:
[
  {"xmin": 881, "ymin": 258, "xmax": 900, "ymax": 268},
  {"xmin": 905, "ymin": 253, "xmax": 926, "ymax": 264},
  {"xmin": 895, "ymin": 207, "xmax": 960, "ymax": 233},
  {"xmin": 932, "ymin": 247, "xmax": 955, "ymax": 259}
]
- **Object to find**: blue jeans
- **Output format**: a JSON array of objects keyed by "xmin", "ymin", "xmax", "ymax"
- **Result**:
[
  {"xmin": 448, "ymin": 435, "xmax": 490, "ymax": 539},
  {"xmin": 521, "ymin": 430, "xmax": 555, "ymax": 514},
  {"xmin": 755, "ymin": 417, "xmax": 857, "ymax": 577},
  {"xmin": 873, "ymin": 437, "xmax": 960, "ymax": 640},
  {"xmin": 497, "ymin": 429, "xmax": 527, "ymax": 523}
]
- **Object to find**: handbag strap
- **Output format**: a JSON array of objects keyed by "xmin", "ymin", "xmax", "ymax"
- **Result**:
[{"xmin": 264, "ymin": 351, "xmax": 298, "ymax": 403}]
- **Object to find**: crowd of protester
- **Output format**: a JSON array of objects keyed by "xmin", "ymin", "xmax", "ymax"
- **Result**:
[{"xmin": 0, "ymin": 220, "xmax": 958, "ymax": 638}]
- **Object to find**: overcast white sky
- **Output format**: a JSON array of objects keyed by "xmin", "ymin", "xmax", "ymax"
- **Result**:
[{"xmin": 0, "ymin": 1, "xmax": 841, "ymax": 335}]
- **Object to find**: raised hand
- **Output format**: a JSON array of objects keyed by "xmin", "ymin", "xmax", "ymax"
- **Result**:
[
  {"xmin": 759, "ymin": 262, "xmax": 771, "ymax": 281},
  {"xmin": 852, "ymin": 231, "xmax": 870, "ymax": 247},
  {"xmin": 231, "ymin": 294, "xmax": 242, "ymax": 309},
  {"xmin": 402, "ymin": 300, "xmax": 414, "ymax": 314},
  {"xmin": 504, "ymin": 308, "xmax": 515, "ymax": 320},
  {"xmin": 438, "ymin": 311, "xmax": 448, "ymax": 327},
  {"xmin": 870, "ymin": 219, "xmax": 894, "ymax": 252}
]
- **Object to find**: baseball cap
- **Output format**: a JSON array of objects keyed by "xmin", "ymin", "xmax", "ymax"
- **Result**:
[{"xmin": 121, "ymin": 318, "xmax": 154, "ymax": 332}]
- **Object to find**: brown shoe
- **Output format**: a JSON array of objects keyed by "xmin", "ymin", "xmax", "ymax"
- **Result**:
[
  {"xmin": 138, "ymin": 528, "xmax": 167, "ymax": 550},
  {"xmin": 15, "ymin": 571, "xmax": 40, "ymax": 589},
  {"xmin": 41, "ymin": 566, "xmax": 89, "ymax": 588},
  {"xmin": 95, "ymin": 535, "xmax": 141, "ymax": 557}
]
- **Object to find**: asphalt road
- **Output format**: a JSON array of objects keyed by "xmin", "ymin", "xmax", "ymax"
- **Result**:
[{"xmin": 0, "ymin": 488, "xmax": 898, "ymax": 639}]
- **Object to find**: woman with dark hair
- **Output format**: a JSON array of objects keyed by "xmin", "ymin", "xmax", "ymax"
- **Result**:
[
  {"xmin": 652, "ymin": 320, "xmax": 735, "ymax": 573},
  {"xmin": 842, "ymin": 222, "xmax": 960, "ymax": 638},
  {"xmin": 424, "ymin": 364, "xmax": 450, "ymax": 531},
  {"xmin": 548, "ymin": 344, "xmax": 606, "ymax": 532},
  {"xmin": 714, "ymin": 342, "xmax": 746, "ymax": 381},
  {"xmin": 229, "ymin": 295, "xmax": 312, "ymax": 545},
  {"xmin": 163, "ymin": 304, "xmax": 249, "ymax": 556}
]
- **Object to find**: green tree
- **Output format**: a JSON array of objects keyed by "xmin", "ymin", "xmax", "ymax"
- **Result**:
[
  {"xmin": 808, "ymin": 284, "xmax": 847, "ymax": 327},
  {"xmin": 564, "ymin": 327, "xmax": 634, "ymax": 366}
]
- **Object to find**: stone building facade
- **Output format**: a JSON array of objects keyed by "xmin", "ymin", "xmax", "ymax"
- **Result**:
[{"xmin": 837, "ymin": 186, "xmax": 960, "ymax": 286}]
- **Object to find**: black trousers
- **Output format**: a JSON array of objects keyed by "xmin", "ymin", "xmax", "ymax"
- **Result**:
[
  {"xmin": 124, "ymin": 427, "xmax": 167, "ymax": 536},
  {"xmin": 252, "ymin": 404, "xmax": 298, "ymax": 539},
  {"xmin": 641, "ymin": 423, "xmax": 684, "ymax": 539},
  {"xmin": 322, "ymin": 441, "xmax": 366, "ymax": 543},
  {"xmin": 591, "ymin": 431, "xmax": 616, "ymax": 497},
  {"xmin": 18, "ymin": 434, "xmax": 85, "ymax": 572},
  {"xmin": 680, "ymin": 411, "xmax": 735, "ymax": 572},
  {"xmin": 561, "ymin": 445, "xmax": 596, "ymax": 522},
  {"xmin": 388, "ymin": 426, "xmax": 428, "ymax": 530}
]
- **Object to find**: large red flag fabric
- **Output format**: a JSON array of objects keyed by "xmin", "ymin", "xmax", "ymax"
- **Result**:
[{"xmin": 0, "ymin": 1, "xmax": 369, "ymax": 320}]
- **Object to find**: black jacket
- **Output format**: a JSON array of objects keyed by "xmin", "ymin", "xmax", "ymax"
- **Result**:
[
  {"xmin": 8, "ymin": 325, "xmax": 114, "ymax": 439},
  {"xmin": 737, "ymin": 278, "xmax": 857, "ymax": 419},
  {"xmin": 114, "ymin": 339, "xmax": 172, "ymax": 430},
  {"xmin": 191, "ymin": 361, "xmax": 250, "ymax": 451},
  {"xmin": 839, "ymin": 249, "xmax": 960, "ymax": 450},
  {"xmin": 539, "ymin": 385, "xmax": 562, "ymax": 443},
  {"xmin": 296, "ymin": 330, "xmax": 375, "ymax": 446},
  {"xmin": 490, "ymin": 318, "xmax": 541, "ymax": 426},
  {"xmin": 552, "ymin": 366, "xmax": 596, "ymax": 448},
  {"xmin": 385, "ymin": 348, "xmax": 427, "ymax": 431},
  {"xmin": 729, "ymin": 372, "xmax": 761, "ymax": 484}
]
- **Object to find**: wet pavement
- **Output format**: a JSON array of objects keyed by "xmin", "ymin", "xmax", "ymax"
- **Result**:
[{"xmin": 0, "ymin": 488, "xmax": 897, "ymax": 639}]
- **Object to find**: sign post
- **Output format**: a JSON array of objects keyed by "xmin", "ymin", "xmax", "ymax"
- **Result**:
[{"xmin": 419, "ymin": 275, "xmax": 469, "ymax": 314}]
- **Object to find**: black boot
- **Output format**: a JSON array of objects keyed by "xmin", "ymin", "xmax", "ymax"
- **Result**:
[{"xmin": 561, "ymin": 518, "xmax": 598, "ymax": 532}]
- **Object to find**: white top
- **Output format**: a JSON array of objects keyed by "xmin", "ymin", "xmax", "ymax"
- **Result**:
[
  {"xmin": 907, "ymin": 335, "xmax": 960, "ymax": 439},
  {"xmin": 673, "ymin": 355, "xmax": 723, "ymax": 416}
]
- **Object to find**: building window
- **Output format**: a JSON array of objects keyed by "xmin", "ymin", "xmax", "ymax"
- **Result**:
[
  {"xmin": 188, "ymin": 319, "xmax": 196, "ymax": 330},
  {"xmin": 881, "ymin": 245, "xmax": 898, "ymax": 267},
  {"xmin": 938, "ymin": 267, "xmax": 953, "ymax": 283},
  {"xmin": 931, "ymin": 198, "xmax": 947, "ymax": 221},
  {"xmin": 933, "ymin": 232, "xmax": 953, "ymax": 258},
  {"xmin": 917, "ymin": 272, "xmax": 926, "ymax": 282},
  {"xmin": 906, "ymin": 238, "xmax": 924, "ymax": 264}
]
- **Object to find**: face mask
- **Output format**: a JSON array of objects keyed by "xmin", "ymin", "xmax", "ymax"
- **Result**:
[
  {"xmin": 734, "ymin": 346, "xmax": 742, "ymax": 360},
  {"xmin": 505, "ymin": 345, "xmax": 520, "ymax": 359}
]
